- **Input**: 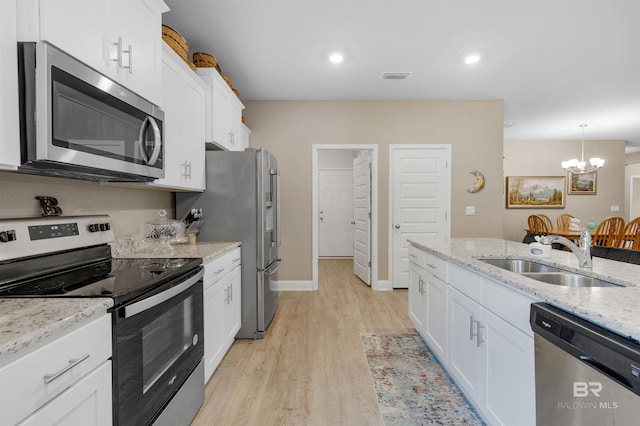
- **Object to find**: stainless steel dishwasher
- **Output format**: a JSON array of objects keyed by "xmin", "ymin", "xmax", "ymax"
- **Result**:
[{"xmin": 530, "ymin": 303, "xmax": 640, "ymax": 426}]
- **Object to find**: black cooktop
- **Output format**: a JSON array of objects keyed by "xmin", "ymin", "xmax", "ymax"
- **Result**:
[{"xmin": 0, "ymin": 251, "xmax": 202, "ymax": 307}]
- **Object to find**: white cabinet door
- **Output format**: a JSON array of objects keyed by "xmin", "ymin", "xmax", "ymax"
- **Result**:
[
  {"xmin": 408, "ymin": 262, "xmax": 427, "ymax": 336},
  {"xmin": 150, "ymin": 43, "xmax": 206, "ymax": 191},
  {"xmin": 225, "ymin": 266, "xmax": 242, "ymax": 343},
  {"xmin": 0, "ymin": 0, "xmax": 20, "ymax": 170},
  {"xmin": 203, "ymin": 278, "xmax": 227, "ymax": 383},
  {"xmin": 424, "ymin": 273, "xmax": 447, "ymax": 362},
  {"xmin": 19, "ymin": 361, "xmax": 112, "ymax": 426},
  {"xmin": 239, "ymin": 123, "xmax": 251, "ymax": 151},
  {"xmin": 114, "ymin": 0, "xmax": 166, "ymax": 105},
  {"xmin": 197, "ymin": 68, "xmax": 245, "ymax": 150},
  {"xmin": 23, "ymin": 0, "xmax": 167, "ymax": 106},
  {"xmin": 448, "ymin": 286, "xmax": 482, "ymax": 404},
  {"xmin": 481, "ymin": 309, "xmax": 536, "ymax": 426}
]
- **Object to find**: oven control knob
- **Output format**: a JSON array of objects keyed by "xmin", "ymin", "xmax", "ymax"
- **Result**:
[
  {"xmin": 88, "ymin": 224, "xmax": 99, "ymax": 232},
  {"xmin": 99, "ymin": 223, "xmax": 107, "ymax": 231},
  {"xmin": 193, "ymin": 334, "xmax": 199, "ymax": 346}
]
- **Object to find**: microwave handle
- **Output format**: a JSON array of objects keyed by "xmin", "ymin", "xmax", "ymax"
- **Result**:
[{"xmin": 138, "ymin": 116, "xmax": 162, "ymax": 166}]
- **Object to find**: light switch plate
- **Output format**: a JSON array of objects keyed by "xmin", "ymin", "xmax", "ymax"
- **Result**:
[
  {"xmin": 611, "ymin": 205, "xmax": 620, "ymax": 212},
  {"xmin": 466, "ymin": 206, "xmax": 476, "ymax": 216}
]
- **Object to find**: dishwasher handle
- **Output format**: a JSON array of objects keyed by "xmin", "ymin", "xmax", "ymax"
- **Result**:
[{"xmin": 579, "ymin": 354, "xmax": 632, "ymax": 388}]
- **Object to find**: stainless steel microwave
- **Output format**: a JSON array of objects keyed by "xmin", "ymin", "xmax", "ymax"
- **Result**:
[{"xmin": 17, "ymin": 42, "xmax": 164, "ymax": 182}]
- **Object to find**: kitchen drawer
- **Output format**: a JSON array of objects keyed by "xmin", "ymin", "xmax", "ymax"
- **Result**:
[
  {"xmin": 408, "ymin": 245, "xmax": 426, "ymax": 268},
  {"xmin": 482, "ymin": 277, "xmax": 539, "ymax": 337},
  {"xmin": 409, "ymin": 245, "xmax": 448, "ymax": 283},
  {"xmin": 204, "ymin": 247, "xmax": 241, "ymax": 290},
  {"xmin": 449, "ymin": 262, "xmax": 482, "ymax": 302},
  {"xmin": 0, "ymin": 314, "xmax": 111, "ymax": 426}
]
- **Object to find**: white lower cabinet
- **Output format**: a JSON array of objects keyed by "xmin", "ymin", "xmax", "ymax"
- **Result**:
[
  {"xmin": 0, "ymin": 314, "xmax": 112, "ymax": 426},
  {"xmin": 409, "ymin": 244, "xmax": 537, "ymax": 426},
  {"xmin": 424, "ymin": 272, "xmax": 447, "ymax": 361},
  {"xmin": 203, "ymin": 247, "xmax": 242, "ymax": 382},
  {"xmin": 448, "ymin": 286, "xmax": 483, "ymax": 403},
  {"xmin": 408, "ymin": 261, "xmax": 427, "ymax": 335},
  {"xmin": 18, "ymin": 362, "xmax": 112, "ymax": 426}
]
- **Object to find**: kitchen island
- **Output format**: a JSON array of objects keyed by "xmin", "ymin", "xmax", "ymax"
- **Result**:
[
  {"xmin": 409, "ymin": 237, "xmax": 640, "ymax": 342},
  {"xmin": 408, "ymin": 237, "xmax": 640, "ymax": 426}
]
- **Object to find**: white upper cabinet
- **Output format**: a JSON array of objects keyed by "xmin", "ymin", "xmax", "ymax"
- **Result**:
[
  {"xmin": 196, "ymin": 68, "xmax": 245, "ymax": 151},
  {"xmin": 17, "ymin": 0, "xmax": 168, "ymax": 106},
  {"xmin": 0, "ymin": 0, "xmax": 21, "ymax": 170},
  {"xmin": 148, "ymin": 43, "xmax": 206, "ymax": 191}
]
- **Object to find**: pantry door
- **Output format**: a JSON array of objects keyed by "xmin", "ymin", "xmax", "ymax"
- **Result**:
[
  {"xmin": 318, "ymin": 170, "xmax": 354, "ymax": 257},
  {"xmin": 390, "ymin": 145, "xmax": 451, "ymax": 289},
  {"xmin": 353, "ymin": 151, "xmax": 372, "ymax": 285}
]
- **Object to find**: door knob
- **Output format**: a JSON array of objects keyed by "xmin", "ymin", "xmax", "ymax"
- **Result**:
[{"xmin": 395, "ymin": 224, "xmax": 400, "ymax": 229}]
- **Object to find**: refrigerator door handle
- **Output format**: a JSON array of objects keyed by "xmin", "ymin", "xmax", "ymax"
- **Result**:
[
  {"xmin": 270, "ymin": 168, "xmax": 281, "ymax": 248},
  {"xmin": 267, "ymin": 258, "xmax": 283, "ymax": 276}
]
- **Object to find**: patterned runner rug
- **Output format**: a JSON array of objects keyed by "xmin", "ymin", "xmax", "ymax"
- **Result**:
[{"xmin": 361, "ymin": 332, "xmax": 485, "ymax": 425}]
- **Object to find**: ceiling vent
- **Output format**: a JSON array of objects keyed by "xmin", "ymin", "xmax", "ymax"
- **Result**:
[{"xmin": 381, "ymin": 72, "xmax": 412, "ymax": 80}]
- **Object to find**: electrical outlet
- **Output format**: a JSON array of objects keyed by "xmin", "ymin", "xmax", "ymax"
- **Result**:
[
  {"xmin": 611, "ymin": 205, "xmax": 620, "ymax": 212},
  {"xmin": 466, "ymin": 206, "xmax": 476, "ymax": 216}
]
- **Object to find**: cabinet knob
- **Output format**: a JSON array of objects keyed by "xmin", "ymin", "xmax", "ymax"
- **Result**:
[{"xmin": 395, "ymin": 224, "xmax": 400, "ymax": 229}]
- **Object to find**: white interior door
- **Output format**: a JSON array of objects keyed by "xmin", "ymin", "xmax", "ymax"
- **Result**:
[
  {"xmin": 391, "ymin": 146, "xmax": 450, "ymax": 289},
  {"xmin": 353, "ymin": 151, "xmax": 372, "ymax": 285},
  {"xmin": 319, "ymin": 170, "xmax": 354, "ymax": 257}
]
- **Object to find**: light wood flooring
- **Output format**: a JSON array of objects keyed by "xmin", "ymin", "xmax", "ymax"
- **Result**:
[{"xmin": 191, "ymin": 259, "xmax": 413, "ymax": 426}]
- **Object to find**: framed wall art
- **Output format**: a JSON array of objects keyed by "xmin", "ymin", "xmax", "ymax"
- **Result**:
[
  {"xmin": 506, "ymin": 176, "xmax": 566, "ymax": 209},
  {"xmin": 568, "ymin": 171, "xmax": 597, "ymax": 195}
]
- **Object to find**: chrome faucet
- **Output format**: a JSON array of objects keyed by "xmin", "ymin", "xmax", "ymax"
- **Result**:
[{"xmin": 539, "ymin": 228, "xmax": 592, "ymax": 268}]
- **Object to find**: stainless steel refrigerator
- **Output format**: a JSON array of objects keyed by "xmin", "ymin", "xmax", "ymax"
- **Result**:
[{"xmin": 176, "ymin": 147, "xmax": 281, "ymax": 338}]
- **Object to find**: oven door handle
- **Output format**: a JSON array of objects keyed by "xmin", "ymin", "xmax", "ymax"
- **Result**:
[{"xmin": 124, "ymin": 270, "xmax": 203, "ymax": 318}]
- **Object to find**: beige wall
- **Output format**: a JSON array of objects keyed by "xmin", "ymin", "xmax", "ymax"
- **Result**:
[
  {"xmin": 0, "ymin": 171, "xmax": 174, "ymax": 239},
  {"xmin": 244, "ymin": 100, "xmax": 505, "ymax": 281},
  {"xmin": 503, "ymin": 139, "xmax": 626, "ymax": 242},
  {"xmin": 625, "ymin": 153, "xmax": 640, "ymax": 220}
]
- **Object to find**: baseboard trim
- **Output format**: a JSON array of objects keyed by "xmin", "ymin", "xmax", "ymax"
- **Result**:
[
  {"xmin": 375, "ymin": 280, "xmax": 392, "ymax": 291},
  {"xmin": 272, "ymin": 280, "xmax": 314, "ymax": 291}
]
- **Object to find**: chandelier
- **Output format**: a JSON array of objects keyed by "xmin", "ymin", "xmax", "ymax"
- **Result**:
[{"xmin": 561, "ymin": 124, "xmax": 605, "ymax": 173}]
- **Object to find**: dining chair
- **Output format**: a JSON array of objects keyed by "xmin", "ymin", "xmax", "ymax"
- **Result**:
[
  {"xmin": 537, "ymin": 214, "xmax": 553, "ymax": 232},
  {"xmin": 592, "ymin": 216, "xmax": 626, "ymax": 247},
  {"xmin": 556, "ymin": 214, "xmax": 574, "ymax": 230},
  {"xmin": 618, "ymin": 217, "xmax": 640, "ymax": 250},
  {"xmin": 528, "ymin": 215, "xmax": 551, "ymax": 234}
]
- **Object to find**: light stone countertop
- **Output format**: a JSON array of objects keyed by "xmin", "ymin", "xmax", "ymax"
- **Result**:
[
  {"xmin": 0, "ymin": 239, "xmax": 238, "ymax": 364},
  {"xmin": 408, "ymin": 238, "xmax": 640, "ymax": 343},
  {"xmin": 0, "ymin": 298, "xmax": 113, "ymax": 365},
  {"xmin": 110, "ymin": 238, "xmax": 241, "ymax": 262}
]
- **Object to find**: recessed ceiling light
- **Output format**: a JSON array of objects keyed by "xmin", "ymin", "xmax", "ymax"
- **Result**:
[
  {"xmin": 464, "ymin": 54, "xmax": 481, "ymax": 65},
  {"xmin": 329, "ymin": 53, "xmax": 344, "ymax": 64}
]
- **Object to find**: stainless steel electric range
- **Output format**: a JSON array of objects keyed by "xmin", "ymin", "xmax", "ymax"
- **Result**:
[{"xmin": 0, "ymin": 215, "xmax": 204, "ymax": 426}]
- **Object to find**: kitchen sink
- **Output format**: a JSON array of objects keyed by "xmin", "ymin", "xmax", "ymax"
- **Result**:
[
  {"xmin": 480, "ymin": 258, "xmax": 563, "ymax": 273},
  {"xmin": 479, "ymin": 258, "xmax": 623, "ymax": 288},
  {"xmin": 523, "ymin": 272, "xmax": 622, "ymax": 288}
]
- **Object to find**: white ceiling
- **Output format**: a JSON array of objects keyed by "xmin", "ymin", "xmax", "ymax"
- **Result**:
[{"xmin": 163, "ymin": 0, "xmax": 640, "ymax": 152}]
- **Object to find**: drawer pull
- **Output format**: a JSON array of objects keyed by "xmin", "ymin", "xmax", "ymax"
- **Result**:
[
  {"xmin": 232, "ymin": 257, "xmax": 240, "ymax": 263},
  {"xmin": 426, "ymin": 263, "xmax": 437, "ymax": 269},
  {"xmin": 43, "ymin": 354, "xmax": 90, "ymax": 384},
  {"xmin": 214, "ymin": 268, "xmax": 225, "ymax": 275},
  {"xmin": 409, "ymin": 254, "xmax": 417, "ymax": 259}
]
